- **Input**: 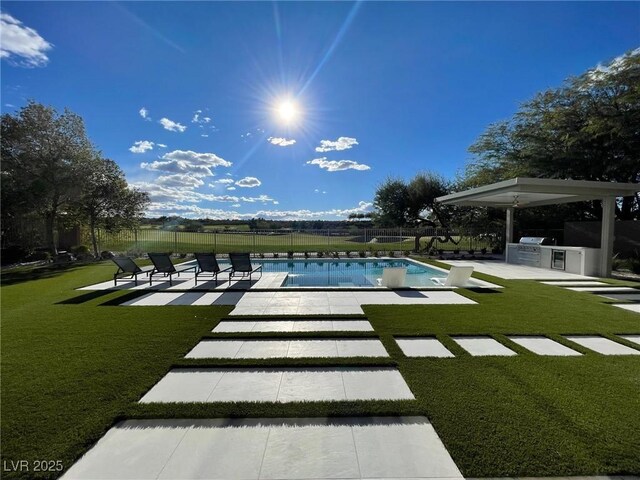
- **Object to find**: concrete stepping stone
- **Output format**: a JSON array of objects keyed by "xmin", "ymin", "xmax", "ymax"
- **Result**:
[
  {"xmin": 541, "ymin": 281, "xmax": 606, "ymax": 286},
  {"xmin": 139, "ymin": 367, "xmax": 414, "ymax": 403},
  {"xmin": 61, "ymin": 417, "xmax": 463, "ymax": 479},
  {"xmin": 212, "ymin": 319, "xmax": 374, "ymax": 333},
  {"xmin": 619, "ymin": 334, "xmax": 640, "ymax": 346},
  {"xmin": 395, "ymin": 337, "xmax": 455, "ymax": 357},
  {"xmin": 613, "ymin": 304, "xmax": 640, "ymax": 314},
  {"xmin": 597, "ymin": 292, "xmax": 640, "ymax": 301},
  {"xmin": 508, "ymin": 336, "xmax": 581, "ymax": 356},
  {"xmin": 565, "ymin": 335, "xmax": 640, "ymax": 355},
  {"xmin": 565, "ymin": 286, "xmax": 638, "ymax": 293},
  {"xmin": 451, "ymin": 336, "xmax": 517, "ymax": 356},
  {"xmin": 185, "ymin": 339, "xmax": 388, "ymax": 359}
]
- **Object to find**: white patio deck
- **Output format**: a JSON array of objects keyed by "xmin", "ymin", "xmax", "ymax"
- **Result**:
[{"xmin": 441, "ymin": 260, "xmax": 598, "ymax": 280}]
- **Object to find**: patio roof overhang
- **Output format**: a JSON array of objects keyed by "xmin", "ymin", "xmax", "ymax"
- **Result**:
[
  {"xmin": 435, "ymin": 177, "xmax": 639, "ymax": 208},
  {"xmin": 435, "ymin": 178, "xmax": 639, "ymax": 278}
]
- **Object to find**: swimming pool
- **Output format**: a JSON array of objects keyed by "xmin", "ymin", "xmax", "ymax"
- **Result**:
[{"xmin": 234, "ymin": 258, "xmax": 448, "ymax": 287}]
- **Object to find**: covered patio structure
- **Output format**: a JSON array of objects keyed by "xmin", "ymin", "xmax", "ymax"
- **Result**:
[{"xmin": 436, "ymin": 178, "xmax": 639, "ymax": 277}]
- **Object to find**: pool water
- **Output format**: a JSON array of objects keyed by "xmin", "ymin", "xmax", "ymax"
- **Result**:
[{"xmin": 240, "ymin": 259, "xmax": 446, "ymax": 287}]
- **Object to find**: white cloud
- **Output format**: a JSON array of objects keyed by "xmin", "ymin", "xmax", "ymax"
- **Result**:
[
  {"xmin": 235, "ymin": 176, "xmax": 262, "ymax": 188},
  {"xmin": 144, "ymin": 200, "xmax": 372, "ymax": 221},
  {"xmin": 306, "ymin": 157, "xmax": 370, "ymax": 172},
  {"xmin": 201, "ymin": 134, "xmax": 209, "ymax": 138},
  {"xmin": 216, "ymin": 178, "xmax": 235, "ymax": 184},
  {"xmin": 157, "ymin": 143, "xmax": 167, "ymax": 148},
  {"xmin": 139, "ymin": 107, "xmax": 150, "ymax": 120},
  {"xmin": 141, "ymin": 149, "xmax": 231, "ymax": 177},
  {"xmin": 129, "ymin": 140, "xmax": 154, "ymax": 153},
  {"xmin": 268, "ymin": 137, "xmax": 296, "ymax": 147},
  {"xmin": 227, "ymin": 186, "xmax": 236, "ymax": 191},
  {"xmin": 315, "ymin": 136, "xmax": 358, "ymax": 152},
  {"xmin": 155, "ymin": 174, "xmax": 204, "ymax": 189},
  {"xmin": 241, "ymin": 194, "xmax": 276, "ymax": 204},
  {"xmin": 0, "ymin": 13, "xmax": 52, "ymax": 67},
  {"xmin": 192, "ymin": 110, "xmax": 212, "ymax": 124},
  {"xmin": 159, "ymin": 117, "xmax": 187, "ymax": 132}
]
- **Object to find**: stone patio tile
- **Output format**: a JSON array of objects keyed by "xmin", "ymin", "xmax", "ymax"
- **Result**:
[
  {"xmin": 158, "ymin": 419, "xmax": 270, "ymax": 480},
  {"xmin": 212, "ymin": 321, "xmax": 256, "ymax": 333},
  {"xmin": 508, "ymin": 336, "xmax": 581, "ymax": 356},
  {"xmin": 613, "ymin": 304, "xmax": 640, "ymax": 313},
  {"xmin": 185, "ymin": 340, "xmax": 245, "ymax": 359},
  {"xmin": 190, "ymin": 292, "xmax": 224, "ymax": 305},
  {"xmin": 332, "ymin": 320, "xmax": 374, "ymax": 332},
  {"xmin": 267, "ymin": 297, "xmax": 301, "ymax": 307},
  {"xmin": 208, "ymin": 370, "xmax": 284, "ymax": 402},
  {"xmin": 139, "ymin": 370, "xmax": 224, "ymax": 403},
  {"xmin": 287, "ymin": 339, "xmax": 339, "ymax": 358},
  {"xmin": 342, "ymin": 368, "xmax": 414, "ymax": 400},
  {"xmin": 61, "ymin": 419, "xmax": 192, "ymax": 480},
  {"xmin": 291, "ymin": 320, "xmax": 335, "ymax": 332},
  {"xmin": 619, "ymin": 334, "xmax": 640, "ymax": 346},
  {"xmin": 63, "ymin": 417, "xmax": 464, "ymax": 480},
  {"xmin": 230, "ymin": 306, "xmax": 267, "ymax": 316},
  {"xmin": 251, "ymin": 321, "xmax": 297, "ymax": 332},
  {"xmin": 566, "ymin": 286, "xmax": 638, "ymax": 293},
  {"xmin": 259, "ymin": 421, "xmax": 360, "ymax": 479},
  {"xmin": 330, "ymin": 305, "xmax": 365, "ymax": 315},
  {"xmin": 298, "ymin": 296, "xmax": 331, "ymax": 306},
  {"xmin": 276, "ymin": 369, "xmax": 346, "ymax": 402},
  {"xmin": 298, "ymin": 306, "xmax": 333, "ymax": 315},
  {"xmin": 167, "ymin": 292, "xmax": 206, "ymax": 305},
  {"xmin": 263, "ymin": 306, "xmax": 299, "ymax": 315},
  {"xmin": 336, "ymin": 339, "xmax": 388, "ymax": 357},
  {"xmin": 352, "ymin": 417, "xmax": 463, "ymax": 478},
  {"xmin": 597, "ymin": 293, "xmax": 640, "ymax": 301},
  {"xmin": 565, "ymin": 335, "xmax": 640, "ymax": 355},
  {"xmin": 452, "ymin": 336, "xmax": 517, "ymax": 356},
  {"xmin": 541, "ymin": 281, "xmax": 606, "ymax": 286},
  {"xmin": 235, "ymin": 340, "xmax": 290, "ymax": 358},
  {"xmin": 396, "ymin": 338, "xmax": 455, "ymax": 358},
  {"xmin": 122, "ymin": 292, "xmax": 179, "ymax": 306}
]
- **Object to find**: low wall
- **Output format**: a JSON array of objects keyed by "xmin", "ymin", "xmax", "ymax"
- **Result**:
[{"xmin": 564, "ymin": 220, "xmax": 640, "ymax": 256}]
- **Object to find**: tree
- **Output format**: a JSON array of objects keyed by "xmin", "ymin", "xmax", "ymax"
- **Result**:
[
  {"xmin": 74, "ymin": 158, "xmax": 149, "ymax": 257},
  {"xmin": 1, "ymin": 101, "xmax": 95, "ymax": 253},
  {"xmin": 464, "ymin": 48, "xmax": 640, "ymax": 221},
  {"xmin": 373, "ymin": 172, "xmax": 460, "ymax": 251}
]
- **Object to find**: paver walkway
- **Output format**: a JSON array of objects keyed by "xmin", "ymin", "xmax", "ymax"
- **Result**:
[
  {"xmin": 139, "ymin": 367, "xmax": 415, "ymax": 403},
  {"xmin": 565, "ymin": 335, "xmax": 640, "ymax": 355},
  {"xmin": 186, "ymin": 338, "xmax": 388, "ymax": 358},
  {"xmin": 61, "ymin": 417, "xmax": 463, "ymax": 479}
]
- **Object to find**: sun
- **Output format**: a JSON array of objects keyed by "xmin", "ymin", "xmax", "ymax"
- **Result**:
[{"xmin": 275, "ymin": 99, "xmax": 299, "ymax": 124}]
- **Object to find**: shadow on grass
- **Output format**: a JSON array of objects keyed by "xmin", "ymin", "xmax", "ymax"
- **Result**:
[
  {"xmin": 57, "ymin": 290, "xmax": 116, "ymax": 305},
  {"xmin": 0, "ymin": 262, "xmax": 94, "ymax": 287},
  {"xmin": 464, "ymin": 288, "xmax": 503, "ymax": 294}
]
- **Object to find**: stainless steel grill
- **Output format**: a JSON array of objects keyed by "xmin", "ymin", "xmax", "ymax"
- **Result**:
[{"xmin": 519, "ymin": 237, "xmax": 554, "ymax": 245}]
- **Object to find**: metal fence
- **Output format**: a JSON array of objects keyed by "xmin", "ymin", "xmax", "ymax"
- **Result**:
[{"xmin": 86, "ymin": 228, "xmax": 502, "ymax": 256}]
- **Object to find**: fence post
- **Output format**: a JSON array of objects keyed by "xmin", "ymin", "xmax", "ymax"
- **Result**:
[
  {"xmin": 253, "ymin": 231, "xmax": 256, "ymax": 255},
  {"xmin": 134, "ymin": 229, "xmax": 138, "ymax": 251},
  {"xmin": 214, "ymin": 232, "xmax": 217, "ymax": 253},
  {"xmin": 174, "ymin": 230, "xmax": 178, "ymax": 253}
]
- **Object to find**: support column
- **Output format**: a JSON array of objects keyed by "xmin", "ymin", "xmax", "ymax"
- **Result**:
[
  {"xmin": 505, "ymin": 207, "xmax": 515, "ymax": 245},
  {"xmin": 599, "ymin": 197, "xmax": 615, "ymax": 278}
]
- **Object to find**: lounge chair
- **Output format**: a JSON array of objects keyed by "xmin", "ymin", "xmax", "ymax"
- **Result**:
[
  {"xmin": 228, "ymin": 252, "xmax": 262, "ymax": 283},
  {"xmin": 112, "ymin": 257, "xmax": 146, "ymax": 286},
  {"xmin": 432, "ymin": 265, "xmax": 474, "ymax": 287},
  {"xmin": 377, "ymin": 267, "xmax": 407, "ymax": 288},
  {"xmin": 148, "ymin": 252, "xmax": 196, "ymax": 286},
  {"xmin": 194, "ymin": 252, "xmax": 231, "ymax": 286}
]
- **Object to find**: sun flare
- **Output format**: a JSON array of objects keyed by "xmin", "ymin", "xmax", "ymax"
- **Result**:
[{"xmin": 275, "ymin": 99, "xmax": 299, "ymax": 124}]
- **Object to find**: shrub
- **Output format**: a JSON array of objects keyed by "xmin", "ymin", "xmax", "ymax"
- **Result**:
[
  {"xmin": 1, "ymin": 246, "xmax": 29, "ymax": 265},
  {"xmin": 287, "ymin": 251, "xmax": 294, "ymax": 259},
  {"xmin": 468, "ymin": 249, "xmax": 475, "ymax": 255},
  {"xmin": 259, "ymin": 252, "xmax": 265, "ymax": 259},
  {"xmin": 27, "ymin": 250, "xmax": 52, "ymax": 262},
  {"xmin": 345, "ymin": 250, "xmax": 351, "ymax": 258},
  {"xmin": 358, "ymin": 251, "xmax": 366, "ymax": 258},
  {"xmin": 100, "ymin": 250, "xmax": 115, "ymax": 260},
  {"xmin": 388, "ymin": 250, "xmax": 396, "ymax": 257},
  {"xmin": 453, "ymin": 249, "xmax": 460, "ymax": 255},
  {"xmin": 317, "ymin": 251, "xmax": 324, "ymax": 258},
  {"xmin": 403, "ymin": 250, "xmax": 411, "ymax": 257},
  {"xmin": 273, "ymin": 253, "xmax": 279, "ymax": 258},
  {"xmin": 481, "ymin": 247, "xmax": 487, "ymax": 255},
  {"xmin": 70, "ymin": 245, "xmax": 90, "ymax": 255},
  {"xmin": 304, "ymin": 251, "xmax": 310, "ymax": 259}
]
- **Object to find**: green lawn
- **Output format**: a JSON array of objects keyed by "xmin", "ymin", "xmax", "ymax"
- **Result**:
[{"xmin": 1, "ymin": 260, "xmax": 639, "ymax": 478}]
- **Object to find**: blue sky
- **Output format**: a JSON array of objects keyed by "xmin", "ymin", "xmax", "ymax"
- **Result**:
[{"xmin": 2, "ymin": 2, "xmax": 638, "ymax": 220}]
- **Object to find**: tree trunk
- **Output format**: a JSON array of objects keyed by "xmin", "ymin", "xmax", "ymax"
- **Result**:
[
  {"xmin": 90, "ymin": 217, "xmax": 99, "ymax": 258},
  {"xmin": 44, "ymin": 212, "xmax": 57, "ymax": 255}
]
